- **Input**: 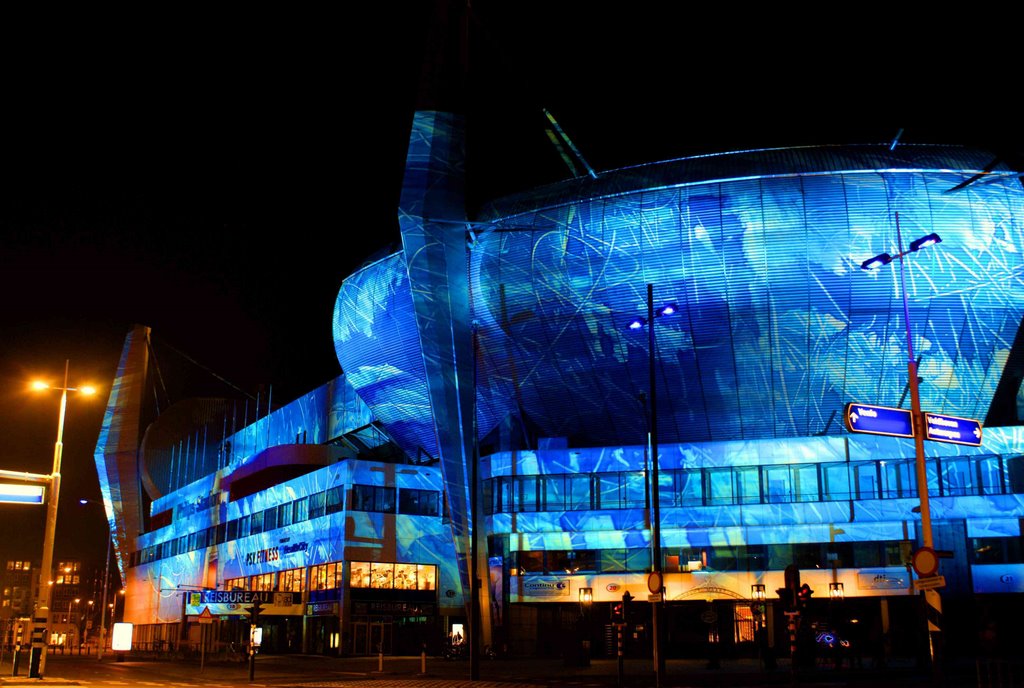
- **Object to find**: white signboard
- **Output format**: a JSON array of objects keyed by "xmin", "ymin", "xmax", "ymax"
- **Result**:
[
  {"xmin": 521, "ymin": 577, "xmax": 570, "ymax": 598},
  {"xmin": 856, "ymin": 568, "xmax": 908, "ymax": 590},
  {"xmin": 111, "ymin": 622, "xmax": 133, "ymax": 652}
]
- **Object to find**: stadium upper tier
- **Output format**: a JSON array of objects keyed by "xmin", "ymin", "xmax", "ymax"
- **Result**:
[{"xmin": 334, "ymin": 144, "xmax": 1024, "ymax": 460}]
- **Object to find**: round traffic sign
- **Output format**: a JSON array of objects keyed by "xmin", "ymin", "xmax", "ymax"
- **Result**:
[
  {"xmin": 912, "ymin": 547, "xmax": 939, "ymax": 577},
  {"xmin": 647, "ymin": 571, "xmax": 663, "ymax": 594}
]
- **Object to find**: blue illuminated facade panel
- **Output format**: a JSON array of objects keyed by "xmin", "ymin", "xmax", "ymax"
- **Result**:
[
  {"xmin": 469, "ymin": 163, "xmax": 1024, "ymax": 448},
  {"xmin": 135, "ymin": 460, "xmax": 459, "ymax": 579},
  {"xmin": 332, "ymin": 253, "xmax": 438, "ymax": 464},
  {"xmin": 127, "ymin": 457, "xmax": 463, "ymax": 636}
]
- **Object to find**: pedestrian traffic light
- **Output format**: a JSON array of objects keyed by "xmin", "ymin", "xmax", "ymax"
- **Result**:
[{"xmin": 611, "ymin": 602, "xmax": 624, "ymax": 623}]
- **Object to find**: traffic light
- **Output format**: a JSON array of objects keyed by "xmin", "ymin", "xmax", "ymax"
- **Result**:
[
  {"xmin": 780, "ymin": 563, "xmax": 800, "ymax": 610},
  {"xmin": 611, "ymin": 602, "xmax": 624, "ymax": 623},
  {"xmin": 246, "ymin": 600, "xmax": 264, "ymax": 624},
  {"xmin": 797, "ymin": 584, "xmax": 813, "ymax": 609},
  {"xmin": 621, "ymin": 591, "xmax": 633, "ymax": 622}
]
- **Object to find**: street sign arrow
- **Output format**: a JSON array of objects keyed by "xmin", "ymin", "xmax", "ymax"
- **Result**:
[
  {"xmin": 923, "ymin": 412, "xmax": 983, "ymax": 447},
  {"xmin": 844, "ymin": 403, "xmax": 914, "ymax": 438}
]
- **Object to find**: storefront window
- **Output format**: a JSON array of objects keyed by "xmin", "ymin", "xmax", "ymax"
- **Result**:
[
  {"xmin": 312, "ymin": 562, "xmax": 343, "ymax": 590},
  {"xmin": 417, "ymin": 565, "xmax": 436, "ymax": 590},
  {"xmin": 250, "ymin": 572, "xmax": 275, "ymax": 591},
  {"xmin": 279, "ymin": 567, "xmax": 304, "ymax": 592},
  {"xmin": 394, "ymin": 563, "xmax": 418, "ymax": 589},
  {"xmin": 350, "ymin": 562, "xmax": 371, "ymax": 588},
  {"xmin": 349, "ymin": 561, "xmax": 436, "ymax": 590},
  {"xmin": 370, "ymin": 563, "xmax": 394, "ymax": 589}
]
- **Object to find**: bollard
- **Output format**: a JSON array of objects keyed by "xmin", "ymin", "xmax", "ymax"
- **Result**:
[
  {"xmin": 421, "ymin": 645, "xmax": 427, "ymax": 674},
  {"xmin": 784, "ymin": 611, "xmax": 799, "ymax": 673},
  {"xmin": 378, "ymin": 647, "xmax": 384, "ymax": 672}
]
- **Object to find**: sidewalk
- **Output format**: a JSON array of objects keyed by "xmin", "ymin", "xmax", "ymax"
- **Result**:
[{"xmin": 0, "ymin": 650, "xmax": 995, "ymax": 688}]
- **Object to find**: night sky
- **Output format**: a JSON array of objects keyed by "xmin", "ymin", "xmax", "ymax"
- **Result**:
[{"xmin": 1, "ymin": 5, "xmax": 1019, "ymax": 584}]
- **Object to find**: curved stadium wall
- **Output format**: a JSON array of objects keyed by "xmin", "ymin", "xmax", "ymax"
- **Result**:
[{"xmin": 336, "ymin": 145, "xmax": 1024, "ymax": 454}]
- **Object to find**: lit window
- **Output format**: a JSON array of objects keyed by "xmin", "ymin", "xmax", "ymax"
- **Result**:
[
  {"xmin": 417, "ymin": 565, "xmax": 435, "ymax": 591},
  {"xmin": 350, "ymin": 562, "xmax": 370, "ymax": 588},
  {"xmin": 370, "ymin": 563, "xmax": 394, "ymax": 589}
]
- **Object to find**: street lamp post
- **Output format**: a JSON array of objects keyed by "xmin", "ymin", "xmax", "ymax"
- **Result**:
[
  {"xmin": 80, "ymin": 498, "xmax": 113, "ymax": 659},
  {"xmin": 65, "ymin": 598, "xmax": 80, "ymax": 653},
  {"xmin": 628, "ymin": 284, "xmax": 675, "ymax": 688},
  {"xmin": 108, "ymin": 589, "xmax": 125, "ymax": 634},
  {"xmin": 83, "ymin": 600, "xmax": 94, "ymax": 655},
  {"xmin": 861, "ymin": 212, "xmax": 944, "ymax": 674},
  {"xmin": 28, "ymin": 361, "xmax": 95, "ymax": 678}
]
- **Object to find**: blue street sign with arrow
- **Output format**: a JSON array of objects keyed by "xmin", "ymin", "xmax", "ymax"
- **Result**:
[
  {"xmin": 924, "ymin": 412, "xmax": 983, "ymax": 447},
  {"xmin": 844, "ymin": 403, "xmax": 914, "ymax": 438}
]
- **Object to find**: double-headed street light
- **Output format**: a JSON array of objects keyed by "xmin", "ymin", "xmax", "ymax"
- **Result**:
[
  {"xmin": 860, "ymin": 212, "xmax": 944, "ymax": 672},
  {"xmin": 627, "ymin": 285, "xmax": 677, "ymax": 688},
  {"xmin": 28, "ymin": 361, "xmax": 96, "ymax": 678}
]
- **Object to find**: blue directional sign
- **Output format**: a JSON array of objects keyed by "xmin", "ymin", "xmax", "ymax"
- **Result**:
[
  {"xmin": 844, "ymin": 403, "xmax": 914, "ymax": 438},
  {"xmin": 924, "ymin": 412, "xmax": 983, "ymax": 447}
]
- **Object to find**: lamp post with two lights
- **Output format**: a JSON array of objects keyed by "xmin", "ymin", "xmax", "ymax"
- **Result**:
[
  {"xmin": 627, "ymin": 284, "xmax": 677, "ymax": 688},
  {"xmin": 28, "ymin": 361, "xmax": 96, "ymax": 678},
  {"xmin": 860, "ymin": 213, "xmax": 944, "ymax": 673}
]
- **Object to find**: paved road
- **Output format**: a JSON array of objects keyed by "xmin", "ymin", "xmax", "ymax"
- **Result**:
[{"xmin": 0, "ymin": 651, "xmax": 999, "ymax": 687}]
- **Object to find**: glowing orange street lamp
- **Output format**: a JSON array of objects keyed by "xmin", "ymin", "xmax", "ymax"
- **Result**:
[{"xmin": 27, "ymin": 361, "xmax": 96, "ymax": 678}]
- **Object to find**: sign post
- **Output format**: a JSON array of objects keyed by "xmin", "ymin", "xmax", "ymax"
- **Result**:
[
  {"xmin": 246, "ymin": 601, "xmax": 263, "ymax": 682},
  {"xmin": 197, "ymin": 607, "xmax": 213, "ymax": 671}
]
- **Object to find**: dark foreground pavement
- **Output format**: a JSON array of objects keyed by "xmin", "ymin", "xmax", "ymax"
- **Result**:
[{"xmin": 0, "ymin": 650, "xmax": 1015, "ymax": 687}]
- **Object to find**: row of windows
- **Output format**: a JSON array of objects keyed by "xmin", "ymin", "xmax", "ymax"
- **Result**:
[
  {"xmin": 972, "ymin": 537, "xmax": 1024, "ymax": 564},
  {"xmin": 515, "ymin": 538, "xmax": 1024, "ymax": 573},
  {"xmin": 513, "ymin": 541, "xmax": 910, "ymax": 575},
  {"xmin": 486, "ymin": 454, "xmax": 1024, "ymax": 513},
  {"xmin": 5, "ymin": 561, "xmax": 30, "ymax": 571},
  {"xmin": 132, "ymin": 485, "xmax": 441, "ymax": 568},
  {"xmin": 222, "ymin": 561, "xmax": 438, "ymax": 592}
]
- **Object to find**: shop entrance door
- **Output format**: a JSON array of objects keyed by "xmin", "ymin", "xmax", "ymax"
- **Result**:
[{"xmin": 352, "ymin": 617, "xmax": 392, "ymax": 655}]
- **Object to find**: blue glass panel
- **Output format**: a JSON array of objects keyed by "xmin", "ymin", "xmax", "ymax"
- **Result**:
[
  {"xmin": 468, "ymin": 154, "xmax": 1024, "ymax": 448},
  {"xmin": 333, "ymin": 253, "xmax": 437, "ymax": 462}
]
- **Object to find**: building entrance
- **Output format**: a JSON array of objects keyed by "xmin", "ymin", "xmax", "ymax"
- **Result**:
[{"xmin": 351, "ymin": 617, "xmax": 392, "ymax": 655}]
